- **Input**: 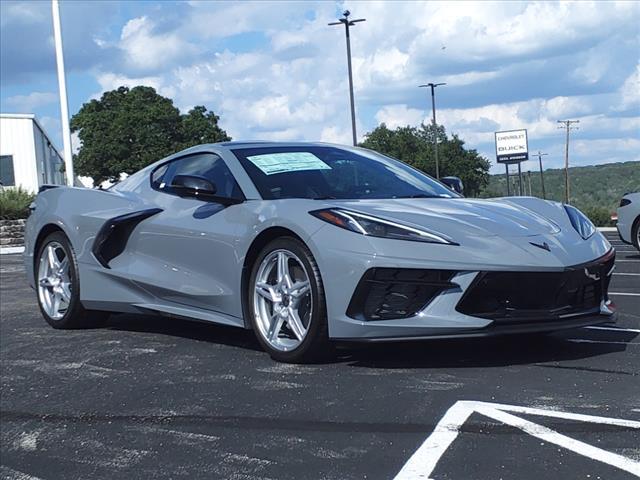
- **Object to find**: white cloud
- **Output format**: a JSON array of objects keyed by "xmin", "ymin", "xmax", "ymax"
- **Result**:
[
  {"xmin": 119, "ymin": 16, "xmax": 198, "ymax": 72},
  {"xmin": 375, "ymin": 105, "xmax": 426, "ymax": 129},
  {"xmin": 618, "ymin": 64, "xmax": 640, "ymax": 110},
  {"xmin": 4, "ymin": 92, "xmax": 57, "ymax": 112},
  {"xmin": 94, "ymin": 72, "xmax": 176, "ymax": 100},
  {"xmin": 25, "ymin": 0, "xmax": 635, "ymax": 173}
]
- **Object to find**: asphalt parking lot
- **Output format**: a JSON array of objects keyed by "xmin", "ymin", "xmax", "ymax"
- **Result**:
[{"xmin": 1, "ymin": 230, "xmax": 638, "ymax": 480}]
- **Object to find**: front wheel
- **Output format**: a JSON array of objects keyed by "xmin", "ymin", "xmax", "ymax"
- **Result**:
[
  {"xmin": 632, "ymin": 218, "xmax": 640, "ymax": 252},
  {"xmin": 248, "ymin": 237, "xmax": 329, "ymax": 363}
]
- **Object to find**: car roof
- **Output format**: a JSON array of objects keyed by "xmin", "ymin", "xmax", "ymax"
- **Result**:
[{"xmin": 198, "ymin": 141, "xmax": 351, "ymax": 152}]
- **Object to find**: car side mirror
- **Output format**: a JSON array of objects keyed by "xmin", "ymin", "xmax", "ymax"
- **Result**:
[
  {"xmin": 169, "ymin": 174, "xmax": 242, "ymax": 206},
  {"xmin": 171, "ymin": 175, "xmax": 217, "ymax": 197},
  {"xmin": 441, "ymin": 176, "xmax": 464, "ymax": 195}
]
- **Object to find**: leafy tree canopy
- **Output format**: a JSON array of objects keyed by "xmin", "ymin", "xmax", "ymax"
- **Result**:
[
  {"xmin": 360, "ymin": 123, "xmax": 490, "ymax": 197},
  {"xmin": 70, "ymin": 86, "xmax": 230, "ymax": 184}
]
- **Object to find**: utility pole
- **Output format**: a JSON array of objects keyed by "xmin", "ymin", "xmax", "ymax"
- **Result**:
[
  {"xmin": 557, "ymin": 120, "xmax": 579, "ymax": 204},
  {"xmin": 329, "ymin": 10, "xmax": 365, "ymax": 147},
  {"xmin": 419, "ymin": 83, "xmax": 446, "ymax": 179},
  {"xmin": 533, "ymin": 151, "xmax": 548, "ymax": 199},
  {"xmin": 52, "ymin": 0, "xmax": 74, "ymax": 187},
  {"xmin": 527, "ymin": 170, "xmax": 532, "ymax": 196}
]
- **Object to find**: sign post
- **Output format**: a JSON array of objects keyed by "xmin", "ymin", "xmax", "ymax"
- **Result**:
[{"xmin": 495, "ymin": 129, "xmax": 528, "ymax": 196}]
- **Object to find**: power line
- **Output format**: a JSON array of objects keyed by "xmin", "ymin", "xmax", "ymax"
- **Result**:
[
  {"xmin": 557, "ymin": 120, "xmax": 579, "ymax": 204},
  {"xmin": 329, "ymin": 10, "xmax": 365, "ymax": 147}
]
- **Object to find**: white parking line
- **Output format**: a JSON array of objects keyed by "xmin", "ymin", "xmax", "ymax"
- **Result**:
[
  {"xmin": 609, "ymin": 292, "xmax": 640, "ymax": 297},
  {"xmin": 616, "ymin": 260, "xmax": 640, "ymax": 263},
  {"xmin": 394, "ymin": 401, "xmax": 640, "ymax": 479},
  {"xmin": 585, "ymin": 326, "xmax": 640, "ymax": 333},
  {"xmin": 613, "ymin": 272, "xmax": 640, "ymax": 276}
]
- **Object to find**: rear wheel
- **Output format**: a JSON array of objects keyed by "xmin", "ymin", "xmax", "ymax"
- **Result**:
[
  {"xmin": 36, "ymin": 232, "xmax": 109, "ymax": 329},
  {"xmin": 248, "ymin": 237, "xmax": 329, "ymax": 363}
]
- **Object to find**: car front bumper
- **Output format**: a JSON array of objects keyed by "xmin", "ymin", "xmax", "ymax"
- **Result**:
[{"xmin": 307, "ymin": 224, "xmax": 616, "ymax": 341}]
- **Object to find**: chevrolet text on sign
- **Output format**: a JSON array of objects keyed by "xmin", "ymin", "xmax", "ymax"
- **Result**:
[{"xmin": 495, "ymin": 129, "xmax": 528, "ymax": 163}]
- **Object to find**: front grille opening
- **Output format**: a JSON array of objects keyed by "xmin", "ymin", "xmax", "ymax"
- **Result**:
[
  {"xmin": 456, "ymin": 252, "xmax": 614, "ymax": 323},
  {"xmin": 347, "ymin": 268, "xmax": 458, "ymax": 321}
]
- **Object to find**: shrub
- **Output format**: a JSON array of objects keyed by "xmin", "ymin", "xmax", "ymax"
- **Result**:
[
  {"xmin": 0, "ymin": 187, "xmax": 35, "ymax": 220},
  {"xmin": 581, "ymin": 206, "xmax": 615, "ymax": 227}
]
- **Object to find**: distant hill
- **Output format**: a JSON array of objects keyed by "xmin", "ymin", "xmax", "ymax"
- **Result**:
[{"xmin": 479, "ymin": 161, "xmax": 640, "ymax": 226}]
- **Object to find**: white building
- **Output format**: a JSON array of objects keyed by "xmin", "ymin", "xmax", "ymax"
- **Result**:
[{"xmin": 0, "ymin": 113, "xmax": 66, "ymax": 192}]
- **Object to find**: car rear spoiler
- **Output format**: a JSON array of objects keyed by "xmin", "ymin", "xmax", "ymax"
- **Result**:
[{"xmin": 38, "ymin": 184, "xmax": 62, "ymax": 193}]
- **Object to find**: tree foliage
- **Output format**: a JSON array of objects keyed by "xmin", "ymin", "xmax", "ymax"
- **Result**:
[
  {"xmin": 70, "ymin": 86, "xmax": 230, "ymax": 184},
  {"xmin": 360, "ymin": 123, "xmax": 490, "ymax": 197}
]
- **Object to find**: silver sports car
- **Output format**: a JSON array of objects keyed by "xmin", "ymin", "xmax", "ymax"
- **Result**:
[
  {"xmin": 24, "ymin": 142, "xmax": 617, "ymax": 362},
  {"xmin": 617, "ymin": 192, "xmax": 640, "ymax": 251}
]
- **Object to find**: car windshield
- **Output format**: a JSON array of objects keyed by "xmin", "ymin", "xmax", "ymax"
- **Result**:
[{"xmin": 232, "ymin": 146, "xmax": 458, "ymax": 200}]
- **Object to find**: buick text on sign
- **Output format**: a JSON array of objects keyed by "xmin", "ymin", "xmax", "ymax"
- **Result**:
[{"xmin": 495, "ymin": 129, "xmax": 528, "ymax": 163}]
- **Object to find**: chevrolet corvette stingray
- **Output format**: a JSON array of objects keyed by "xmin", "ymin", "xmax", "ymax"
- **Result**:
[{"xmin": 25, "ymin": 142, "xmax": 616, "ymax": 362}]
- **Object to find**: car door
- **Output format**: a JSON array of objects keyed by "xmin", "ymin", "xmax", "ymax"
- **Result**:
[{"xmin": 117, "ymin": 152, "xmax": 248, "ymax": 319}]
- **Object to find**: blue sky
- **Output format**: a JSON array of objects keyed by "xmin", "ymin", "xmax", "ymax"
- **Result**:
[{"xmin": 1, "ymin": 0, "xmax": 638, "ymax": 174}]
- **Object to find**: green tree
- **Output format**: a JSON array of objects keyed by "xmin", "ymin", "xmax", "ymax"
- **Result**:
[
  {"xmin": 178, "ymin": 105, "xmax": 231, "ymax": 150},
  {"xmin": 360, "ymin": 123, "xmax": 490, "ymax": 197},
  {"xmin": 70, "ymin": 86, "xmax": 230, "ymax": 184}
]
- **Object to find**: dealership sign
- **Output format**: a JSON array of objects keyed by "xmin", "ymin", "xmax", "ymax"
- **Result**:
[{"xmin": 495, "ymin": 129, "xmax": 528, "ymax": 163}]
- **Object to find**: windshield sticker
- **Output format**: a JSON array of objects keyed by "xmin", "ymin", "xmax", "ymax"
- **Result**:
[{"xmin": 246, "ymin": 152, "xmax": 332, "ymax": 175}]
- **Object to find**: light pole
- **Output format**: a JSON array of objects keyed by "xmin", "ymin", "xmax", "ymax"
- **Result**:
[
  {"xmin": 419, "ymin": 83, "xmax": 446, "ymax": 179},
  {"xmin": 533, "ymin": 150, "xmax": 548, "ymax": 199},
  {"xmin": 52, "ymin": 0, "xmax": 74, "ymax": 186},
  {"xmin": 329, "ymin": 10, "xmax": 365, "ymax": 147},
  {"xmin": 557, "ymin": 120, "xmax": 579, "ymax": 204}
]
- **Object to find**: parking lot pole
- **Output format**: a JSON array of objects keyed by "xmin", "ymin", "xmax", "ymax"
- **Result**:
[
  {"xmin": 52, "ymin": 0, "xmax": 74, "ymax": 186},
  {"xmin": 329, "ymin": 11, "xmax": 365, "ymax": 147},
  {"xmin": 535, "ymin": 151, "xmax": 548, "ymax": 199},
  {"xmin": 419, "ymin": 83, "xmax": 446, "ymax": 179}
]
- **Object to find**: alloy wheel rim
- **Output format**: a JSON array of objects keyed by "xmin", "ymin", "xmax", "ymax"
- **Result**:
[
  {"xmin": 253, "ymin": 249, "xmax": 312, "ymax": 351},
  {"xmin": 37, "ymin": 242, "xmax": 72, "ymax": 320}
]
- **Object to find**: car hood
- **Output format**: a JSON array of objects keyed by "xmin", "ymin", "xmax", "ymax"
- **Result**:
[{"xmin": 329, "ymin": 198, "xmax": 561, "ymax": 238}]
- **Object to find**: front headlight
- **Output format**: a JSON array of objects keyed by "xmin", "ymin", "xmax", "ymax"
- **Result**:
[
  {"xmin": 564, "ymin": 204, "xmax": 596, "ymax": 240},
  {"xmin": 310, "ymin": 208, "xmax": 457, "ymax": 245}
]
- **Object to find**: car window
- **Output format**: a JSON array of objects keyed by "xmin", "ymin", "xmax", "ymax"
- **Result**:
[
  {"xmin": 151, "ymin": 153, "xmax": 244, "ymax": 200},
  {"xmin": 232, "ymin": 146, "xmax": 458, "ymax": 200}
]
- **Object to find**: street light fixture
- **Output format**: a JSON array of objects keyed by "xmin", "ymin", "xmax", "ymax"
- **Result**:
[
  {"xmin": 329, "ymin": 10, "xmax": 365, "ymax": 147},
  {"xmin": 419, "ymin": 82, "xmax": 446, "ymax": 179}
]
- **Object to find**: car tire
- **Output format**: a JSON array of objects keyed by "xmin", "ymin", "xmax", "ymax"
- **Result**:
[
  {"xmin": 632, "ymin": 217, "xmax": 640, "ymax": 252},
  {"xmin": 248, "ymin": 237, "xmax": 330, "ymax": 363},
  {"xmin": 35, "ymin": 231, "xmax": 110, "ymax": 329}
]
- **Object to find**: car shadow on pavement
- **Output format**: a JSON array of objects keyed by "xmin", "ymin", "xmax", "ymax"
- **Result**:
[
  {"xmin": 339, "ymin": 331, "xmax": 637, "ymax": 370},
  {"xmin": 105, "ymin": 313, "xmax": 264, "ymax": 352},
  {"xmin": 102, "ymin": 313, "xmax": 636, "ymax": 369}
]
